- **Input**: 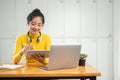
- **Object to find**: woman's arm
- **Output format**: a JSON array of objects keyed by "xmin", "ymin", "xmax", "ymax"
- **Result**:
[{"xmin": 12, "ymin": 36, "xmax": 23, "ymax": 64}]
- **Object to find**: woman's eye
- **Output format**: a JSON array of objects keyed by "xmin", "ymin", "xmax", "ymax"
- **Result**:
[
  {"xmin": 38, "ymin": 24, "xmax": 42, "ymax": 27},
  {"xmin": 38, "ymin": 25, "xmax": 41, "ymax": 27},
  {"xmin": 31, "ymin": 22, "xmax": 36, "ymax": 25}
]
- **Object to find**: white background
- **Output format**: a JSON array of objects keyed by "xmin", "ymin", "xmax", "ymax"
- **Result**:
[{"xmin": 0, "ymin": 0, "xmax": 119, "ymax": 80}]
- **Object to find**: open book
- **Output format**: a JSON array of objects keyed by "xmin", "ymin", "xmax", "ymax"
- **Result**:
[{"xmin": 0, "ymin": 64, "xmax": 24, "ymax": 70}]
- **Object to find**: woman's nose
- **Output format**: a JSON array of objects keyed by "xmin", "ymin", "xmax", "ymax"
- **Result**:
[{"xmin": 34, "ymin": 25, "xmax": 39, "ymax": 29}]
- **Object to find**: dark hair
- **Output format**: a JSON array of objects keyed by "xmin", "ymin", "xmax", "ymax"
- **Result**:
[{"xmin": 27, "ymin": 8, "xmax": 45, "ymax": 24}]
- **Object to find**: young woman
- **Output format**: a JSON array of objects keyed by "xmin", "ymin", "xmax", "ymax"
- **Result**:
[{"xmin": 12, "ymin": 9, "xmax": 51, "ymax": 65}]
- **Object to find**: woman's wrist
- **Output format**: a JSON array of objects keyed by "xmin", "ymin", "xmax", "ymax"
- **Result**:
[
  {"xmin": 19, "ymin": 49, "xmax": 25, "ymax": 56},
  {"xmin": 38, "ymin": 59, "xmax": 45, "ymax": 65}
]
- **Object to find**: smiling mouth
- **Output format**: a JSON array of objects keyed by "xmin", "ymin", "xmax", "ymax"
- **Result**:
[
  {"xmin": 31, "ymin": 30, "xmax": 38, "ymax": 34},
  {"xmin": 32, "ymin": 29, "xmax": 38, "ymax": 32}
]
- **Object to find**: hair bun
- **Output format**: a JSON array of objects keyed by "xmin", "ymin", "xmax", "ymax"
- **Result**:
[{"xmin": 33, "ymin": 8, "xmax": 41, "ymax": 13}]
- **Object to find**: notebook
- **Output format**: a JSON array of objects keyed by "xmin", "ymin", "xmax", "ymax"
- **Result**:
[
  {"xmin": 0, "ymin": 64, "xmax": 24, "ymax": 70},
  {"xmin": 40, "ymin": 45, "xmax": 81, "ymax": 70}
]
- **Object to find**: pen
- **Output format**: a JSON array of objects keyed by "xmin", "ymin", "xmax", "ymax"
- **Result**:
[{"xmin": 23, "ymin": 43, "xmax": 26, "ymax": 46}]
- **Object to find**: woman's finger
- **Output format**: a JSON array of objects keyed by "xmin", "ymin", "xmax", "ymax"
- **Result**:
[{"xmin": 31, "ymin": 54, "xmax": 38, "ymax": 59}]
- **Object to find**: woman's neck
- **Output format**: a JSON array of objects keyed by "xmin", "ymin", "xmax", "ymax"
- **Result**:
[{"xmin": 29, "ymin": 31, "xmax": 40, "ymax": 38}]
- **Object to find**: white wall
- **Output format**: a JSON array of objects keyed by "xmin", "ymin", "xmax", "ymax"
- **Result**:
[
  {"xmin": 0, "ymin": 0, "xmax": 15, "ymax": 63},
  {"xmin": 0, "ymin": 0, "xmax": 113, "ymax": 80},
  {"xmin": 114, "ymin": 0, "xmax": 120, "ymax": 80}
]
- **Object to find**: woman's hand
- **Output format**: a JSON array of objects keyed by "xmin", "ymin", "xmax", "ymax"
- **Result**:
[
  {"xmin": 23, "ymin": 44, "xmax": 34, "ymax": 51},
  {"xmin": 31, "ymin": 53, "xmax": 45, "ymax": 64},
  {"xmin": 19, "ymin": 44, "xmax": 34, "ymax": 56}
]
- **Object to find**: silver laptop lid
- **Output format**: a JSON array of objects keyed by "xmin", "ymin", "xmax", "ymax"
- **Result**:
[{"xmin": 47, "ymin": 45, "xmax": 81, "ymax": 70}]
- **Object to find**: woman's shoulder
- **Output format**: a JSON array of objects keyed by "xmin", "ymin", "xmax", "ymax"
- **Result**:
[
  {"xmin": 42, "ymin": 33, "xmax": 51, "ymax": 38},
  {"xmin": 16, "ymin": 33, "xmax": 27, "ymax": 39},
  {"xmin": 41, "ymin": 33, "xmax": 51, "ymax": 40}
]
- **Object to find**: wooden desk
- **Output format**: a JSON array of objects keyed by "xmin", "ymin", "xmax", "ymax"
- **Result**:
[{"xmin": 0, "ymin": 64, "xmax": 101, "ymax": 80}]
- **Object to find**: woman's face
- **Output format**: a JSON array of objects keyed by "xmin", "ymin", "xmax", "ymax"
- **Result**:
[{"xmin": 28, "ymin": 16, "xmax": 43, "ymax": 34}]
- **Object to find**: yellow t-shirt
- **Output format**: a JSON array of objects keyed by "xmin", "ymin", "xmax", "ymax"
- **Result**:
[{"xmin": 12, "ymin": 32, "xmax": 51, "ymax": 66}]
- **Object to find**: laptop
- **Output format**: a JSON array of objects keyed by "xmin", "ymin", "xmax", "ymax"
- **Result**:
[{"xmin": 40, "ymin": 45, "xmax": 81, "ymax": 70}]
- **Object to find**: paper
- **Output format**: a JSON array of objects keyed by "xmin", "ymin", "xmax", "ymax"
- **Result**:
[{"xmin": 0, "ymin": 64, "xmax": 24, "ymax": 69}]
